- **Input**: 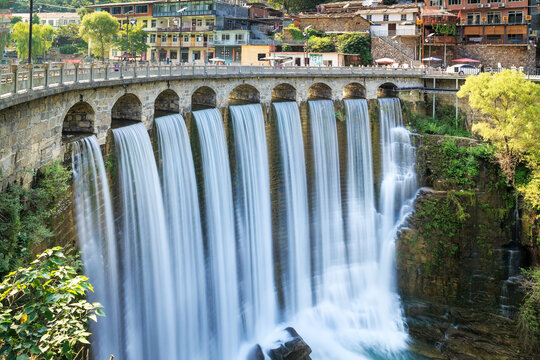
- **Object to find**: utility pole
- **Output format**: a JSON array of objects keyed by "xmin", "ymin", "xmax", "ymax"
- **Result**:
[{"xmin": 28, "ymin": 0, "xmax": 33, "ymax": 64}]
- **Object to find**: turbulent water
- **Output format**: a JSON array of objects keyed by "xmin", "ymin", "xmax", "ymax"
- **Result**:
[
  {"xmin": 193, "ymin": 108, "xmax": 241, "ymax": 360},
  {"xmin": 74, "ymin": 97, "xmax": 419, "ymax": 360},
  {"xmin": 155, "ymin": 115, "xmax": 209, "ymax": 360},
  {"xmin": 230, "ymin": 104, "xmax": 277, "ymax": 342},
  {"xmin": 72, "ymin": 136, "xmax": 121, "ymax": 360}
]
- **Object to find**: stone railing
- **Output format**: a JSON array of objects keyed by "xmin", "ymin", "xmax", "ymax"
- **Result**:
[{"xmin": 0, "ymin": 63, "xmax": 538, "ymax": 100}]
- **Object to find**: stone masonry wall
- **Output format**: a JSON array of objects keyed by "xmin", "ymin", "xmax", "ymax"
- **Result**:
[
  {"xmin": 457, "ymin": 44, "xmax": 535, "ymax": 68},
  {"xmin": 371, "ymin": 37, "xmax": 415, "ymax": 64}
]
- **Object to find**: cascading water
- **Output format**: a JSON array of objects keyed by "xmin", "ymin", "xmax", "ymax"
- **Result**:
[
  {"xmin": 192, "ymin": 108, "xmax": 241, "ymax": 360},
  {"xmin": 112, "ymin": 123, "xmax": 177, "ymax": 360},
  {"xmin": 273, "ymin": 102, "xmax": 312, "ymax": 318},
  {"xmin": 230, "ymin": 104, "xmax": 277, "ymax": 341},
  {"xmin": 72, "ymin": 136, "xmax": 122, "ymax": 360},
  {"xmin": 155, "ymin": 114, "xmax": 210, "ymax": 360}
]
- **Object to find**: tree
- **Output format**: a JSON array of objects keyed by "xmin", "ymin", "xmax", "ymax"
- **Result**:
[
  {"xmin": 308, "ymin": 36, "xmax": 335, "ymax": 52},
  {"xmin": 10, "ymin": 16, "xmax": 22, "ymax": 26},
  {"xmin": 79, "ymin": 11, "xmax": 119, "ymax": 61},
  {"xmin": 337, "ymin": 33, "xmax": 372, "ymax": 65},
  {"xmin": 457, "ymin": 70, "xmax": 540, "ymax": 209},
  {"xmin": 11, "ymin": 22, "xmax": 55, "ymax": 60},
  {"xmin": 32, "ymin": 14, "xmax": 40, "ymax": 25},
  {"xmin": 56, "ymin": 23, "xmax": 87, "ymax": 54},
  {"xmin": 114, "ymin": 22, "xmax": 148, "ymax": 57},
  {"xmin": 267, "ymin": 0, "xmax": 319, "ymax": 13}
]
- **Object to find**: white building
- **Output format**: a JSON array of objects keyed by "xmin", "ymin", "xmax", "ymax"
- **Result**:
[{"xmin": 12, "ymin": 12, "xmax": 80, "ymax": 29}]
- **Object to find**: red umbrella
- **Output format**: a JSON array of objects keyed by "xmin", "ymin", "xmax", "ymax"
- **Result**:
[{"xmin": 452, "ymin": 58, "xmax": 480, "ymax": 63}]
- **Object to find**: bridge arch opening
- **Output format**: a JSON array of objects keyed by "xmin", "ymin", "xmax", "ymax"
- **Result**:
[
  {"xmin": 62, "ymin": 101, "xmax": 95, "ymax": 141},
  {"xmin": 378, "ymin": 82, "xmax": 398, "ymax": 98},
  {"xmin": 112, "ymin": 93, "xmax": 142, "ymax": 127},
  {"xmin": 154, "ymin": 89, "xmax": 179, "ymax": 117},
  {"xmin": 307, "ymin": 83, "xmax": 332, "ymax": 101},
  {"xmin": 343, "ymin": 82, "xmax": 366, "ymax": 99},
  {"xmin": 229, "ymin": 84, "xmax": 260, "ymax": 105},
  {"xmin": 192, "ymin": 86, "xmax": 217, "ymax": 110},
  {"xmin": 272, "ymin": 83, "xmax": 296, "ymax": 102}
]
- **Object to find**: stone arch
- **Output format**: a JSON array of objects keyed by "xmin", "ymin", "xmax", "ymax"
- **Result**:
[
  {"xmin": 307, "ymin": 82, "xmax": 333, "ymax": 101},
  {"xmin": 62, "ymin": 101, "xmax": 95, "ymax": 141},
  {"xmin": 192, "ymin": 86, "xmax": 217, "ymax": 110},
  {"xmin": 377, "ymin": 82, "xmax": 398, "ymax": 98},
  {"xmin": 272, "ymin": 83, "xmax": 296, "ymax": 102},
  {"xmin": 154, "ymin": 89, "xmax": 180, "ymax": 117},
  {"xmin": 229, "ymin": 84, "xmax": 260, "ymax": 104},
  {"xmin": 343, "ymin": 82, "xmax": 366, "ymax": 99},
  {"xmin": 111, "ymin": 93, "xmax": 142, "ymax": 126}
]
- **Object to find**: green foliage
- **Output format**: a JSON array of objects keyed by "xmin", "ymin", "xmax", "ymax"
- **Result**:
[
  {"xmin": 56, "ymin": 23, "xmax": 86, "ymax": 50},
  {"xmin": 518, "ymin": 267, "xmax": 540, "ymax": 354},
  {"xmin": 0, "ymin": 161, "xmax": 71, "ymax": 278},
  {"xmin": 457, "ymin": 70, "xmax": 540, "ymax": 212},
  {"xmin": 11, "ymin": 22, "xmax": 55, "ymax": 59},
  {"xmin": 10, "ymin": 16, "xmax": 22, "ymax": 26},
  {"xmin": 336, "ymin": 33, "xmax": 372, "ymax": 65},
  {"xmin": 0, "ymin": 247, "xmax": 103, "ymax": 360},
  {"xmin": 79, "ymin": 11, "xmax": 119, "ymax": 61},
  {"xmin": 408, "ymin": 104, "xmax": 470, "ymax": 137},
  {"xmin": 283, "ymin": 24, "xmax": 304, "ymax": 41},
  {"xmin": 307, "ymin": 36, "xmax": 335, "ymax": 53},
  {"xmin": 114, "ymin": 22, "xmax": 148, "ymax": 57},
  {"xmin": 32, "ymin": 14, "xmax": 40, "ymax": 25},
  {"xmin": 59, "ymin": 44, "xmax": 78, "ymax": 54},
  {"xmin": 267, "ymin": 0, "xmax": 319, "ymax": 13}
]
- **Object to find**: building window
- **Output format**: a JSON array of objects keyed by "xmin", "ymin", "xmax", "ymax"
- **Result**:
[
  {"xmin": 197, "ymin": 19, "xmax": 203, "ymax": 27},
  {"xmin": 508, "ymin": 11, "xmax": 523, "ymax": 24},
  {"xmin": 112, "ymin": 7, "xmax": 121, "ymax": 15},
  {"xmin": 487, "ymin": 0, "xmax": 498, "ymax": 3},
  {"xmin": 258, "ymin": 53, "xmax": 265, "ymax": 60},
  {"xmin": 508, "ymin": 34, "xmax": 523, "ymax": 43},
  {"xmin": 48, "ymin": 20, "xmax": 54, "ymax": 25},
  {"xmin": 142, "ymin": 20, "xmax": 147, "ymax": 28},
  {"xmin": 430, "ymin": 0, "xmax": 442, "ymax": 6},
  {"xmin": 366, "ymin": 15, "xmax": 372, "ymax": 21},
  {"xmin": 383, "ymin": 14, "xmax": 389, "ymax": 21},
  {"xmin": 193, "ymin": 51, "xmax": 201, "ymax": 60},
  {"xmin": 184, "ymin": 35, "xmax": 189, "ymax": 42},
  {"xmin": 151, "ymin": 19, "xmax": 156, "ymax": 28},
  {"xmin": 135, "ymin": 5, "xmax": 148, "ymax": 14},
  {"xmin": 196, "ymin": 35, "xmax": 202, "ymax": 42},
  {"xmin": 223, "ymin": 34, "xmax": 230, "ymax": 41},
  {"xmin": 448, "ymin": 0, "xmax": 461, "ymax": 5},
  {"xmin": 235, "ymin": 34, "xmax": 243, "ymax": 40},
  {"xmin": 508, "ymin": 0, "xmax": 520, "ymax": 2},
  {"xmin": 401, "ymin": 14, "xmax": 407, "ymax": 21},
  {"xmin": 172, "ymin": 35, "xmax": 177, "ymax": 42},
  {"xmin": 467, "ymin": 0, "xmax": 479, "ymax": 3},
  {"xmin": 206, "ymin": 19, "xmax": 214, "ymax": 26},
  {"xmin": 150, "ymin": 34, "xmax": 156, "ymax": 43},
  {"xmin": 467, "ymin": 13, "xmax": 481, "ymax": 24},
  {"xmin": 487, "ymin": 12, "xmax": 501, "ymax": 24},
  {"xmin": 123, "ymin": 6, "xmax": 133, "ymax": 14}
]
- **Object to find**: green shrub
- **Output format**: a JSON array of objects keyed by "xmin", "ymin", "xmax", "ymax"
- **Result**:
[
  {"xmin": 519, "ymin": 268, "xmax": 540, "ymax": 354},
  {"xmin": 0, "ymin": 161, "xmax": 71, "ymax": 278},
  {"xmin": 0, "ymin": 247, "xmax": 103, "ymax": 360},
  {"xmin": 59, "ymin": 44, "xmax": 78, "ymax": 54}
]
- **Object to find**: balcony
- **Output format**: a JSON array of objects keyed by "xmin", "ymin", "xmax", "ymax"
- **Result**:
[
  {"xmin": 213, "ymin": 39, "xmax": 248, "ymax": 46},
  {"xmin": 424, "ymin": 35, "xmax": 457, "ymax": 45},
  {"xmin": 150, "ymin": 25, "xmax": 215, "ymax": 33}
]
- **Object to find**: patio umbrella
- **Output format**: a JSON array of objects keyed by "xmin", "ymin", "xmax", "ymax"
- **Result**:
[
  {"xmin": 209, "ymin": 57, "xmax": 226, "ymax": 62},
  {"xmin": 422, "ymin": 57, "xmax": 442, "ymax": 61},
  {"xmin": 452, "ymin": 58, "xmax": 480, "ymax": 63},
  {"xmin": 375, "ymin": 58, "xmax": 395, "ymax": 64}
]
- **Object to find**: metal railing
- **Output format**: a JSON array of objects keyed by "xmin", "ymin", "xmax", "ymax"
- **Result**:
[{"xmin": 0, "ymin": 63, "xmax": 538, "ymax": 100}]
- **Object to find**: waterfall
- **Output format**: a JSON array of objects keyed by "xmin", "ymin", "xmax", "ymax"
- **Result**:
[
  {"xmin": 230, "ymin": 104, "xmax": 277, "ymax": 341},
  {"xmin": 193, "ymin": 108, "xmax": 241, "ymax": 360},
  {"xmin": 308, "ymin": 100, "xmax": 348, "ymax": 304},
  {"xmin": 112, "ymin": 123, "xmax": 177, "ymax": 360},
  {"xmin": 155, "ymin": 115, "xmax": 209, "ymax": 360},
  {"xmin": 273, "ymin": 102, "xmax": 312, "ymax": 318},
  {"xmin": 72, "ymin": 136, "xmax": 122, "ymax": 360}
]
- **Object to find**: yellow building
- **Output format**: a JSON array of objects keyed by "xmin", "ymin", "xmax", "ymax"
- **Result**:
[{"xmin": 240, "ymin": 45, "xmax": 276, "ymax": 66}]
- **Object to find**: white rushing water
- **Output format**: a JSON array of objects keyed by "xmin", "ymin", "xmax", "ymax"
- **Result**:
[
  {"xmin": 273, "ymin": 102, "xmax": 312, "ymax": 319},
  {"xmin": 72, "ymin": 136, "xmax": 122, "ymax": 360},
  {"xmin": 112, "ymin": 123, "xmax": 177, "ymax": 360},
  {"xmin": 230, "ymin": 104, "xmax": 277, "ymax": 342},
  {"xmin": 193, "ymin": 108, "xmax": 241, "ymax": 360},
  {"xmin": 155, "ymin": 114, "xmax": 210, "ymax": 360}
]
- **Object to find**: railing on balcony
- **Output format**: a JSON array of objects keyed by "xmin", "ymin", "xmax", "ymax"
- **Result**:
[
  {"xmin": 425, "ymin": 36, "xmax": 457, "ymax": 45},
  {"xmin": 151, "ymin": 25, "xmax": 214, "ymax": 33}
]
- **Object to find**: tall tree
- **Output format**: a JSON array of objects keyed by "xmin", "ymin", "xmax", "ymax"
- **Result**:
[
  {"xmin": 11, "ymin": 22, "xmax": 55, "ymax": 60},
  {"xmin": 79, "ymin": 11, "xmax": 118, "ymax": 61},
  {"xmin": 267, "ymin": 0, "xmax": 320, "ymax": 13},
  {"xmin": 114, "ymin": 22, "xmax": 148, "ymax": 58},
  {"xmin": 457, "ymin": 70, "xmax": 540, "ymax": 209}
]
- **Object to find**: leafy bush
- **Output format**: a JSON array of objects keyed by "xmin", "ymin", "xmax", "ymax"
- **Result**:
[
  {"xmin": 409, "ymin": 104, "xmax": 470, "ymax": 138},
  {"xmin": 307, "ymin": 36, "xmax": 335, "ymax": 53},
  {"xmin": 440, "ymin": 139, "xmax": 494, "ymax": 188},
  {"xmin": 519, "ymin": 268, "xmax": 540, "ymax": 354},
  {"xmin": 337, "ymin": 33, "xmax": 372, "ymax": 65},
  {"xmin": 0, "ymin": 247, "xmax": 103, "ymax": 360},
  {"xmin": 0, "ymin": 161, "xmax": 71, "ymax": 278},
  {"xmin": 59, "ymin": 44, "xmax": 78, "ymax": 54}
]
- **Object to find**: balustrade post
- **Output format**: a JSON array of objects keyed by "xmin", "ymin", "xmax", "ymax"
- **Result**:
[
  {"xmin": 170, "ymin": 63, "xmax": 173, "ymax": 76},
  {"xmin": 74, "ymin": 63, "xmax": 79, "ymax": 83},
  {"xmin": 104, "ymin": 63, "xmax": 109, "ymax": 80},
  {"xmin": 133, "ymin": 63, "xmax": 137, "ymax": 78},
  {"xmin": 12, "ymin": 64, "xmax": 18, "ymax": 94},
  {"xmin": 192, "ymin": 64, "xmax": 195, "ymax": 76},
  {"xmin": 146, "ymin": 63, "xmax": 150, "ymax": 78},
  {"xmin": 27, "ymin": 64, "xmax": 33, "ymax": 90},
  {"xmin": 158, "ymin": 65, "xmax": 161, "ymax": 76},
  {"xmin": 120, "ymin": 63, "xmax": 124, "ymax": 79},
  {"xmin": 59, "ymin": 63, "xmax": 64, "ymax": 85},
  {"xmin": 44, "ymin": 63, "xmax": 49, "ymax": 87},
  {"xmin": 90, "ymin": 63, "xmax": 94, "ymax": 82}
]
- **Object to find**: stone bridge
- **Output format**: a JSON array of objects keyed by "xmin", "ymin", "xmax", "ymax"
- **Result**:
[{"xmin": 0, "ymin": 64, "xmax": 432, "ymax": 185}]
